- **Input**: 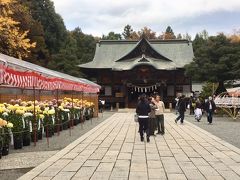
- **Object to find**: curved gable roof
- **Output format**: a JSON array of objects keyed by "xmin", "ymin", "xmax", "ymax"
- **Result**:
[
  {"xmin": 79, "ymin": 39, "xmax": 194, "ymax": 70},
  {"xmin": 117, "ymin": 38, "xmax": 171, "ymax": 62}
]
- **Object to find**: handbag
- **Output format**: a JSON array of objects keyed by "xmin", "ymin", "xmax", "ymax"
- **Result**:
[{"xmin": 134, "ymin": 114, "xmax": 138, "ymax": 122}]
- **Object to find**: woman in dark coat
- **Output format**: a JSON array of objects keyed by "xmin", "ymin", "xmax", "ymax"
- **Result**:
[{"xmin": 136, "ymin": 94, "xmax": 151, "ymax": 142}]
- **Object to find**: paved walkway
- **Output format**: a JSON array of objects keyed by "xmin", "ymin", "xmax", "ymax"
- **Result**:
[{"xmin": 19, "ymin": 113, "xmax": 240, "ymax": 180}]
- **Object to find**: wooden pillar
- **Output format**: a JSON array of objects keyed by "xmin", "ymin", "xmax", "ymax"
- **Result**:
[
  {"xmin": 124, "ymin": 83, "xmax": 128, "ymax": 108},
  {"xmin": 111, "ymin": 71, "xmax": 114, "ymax": 109},
  {"xmin": 174, "ymin": 70, "xmax": 177, "ymax": 97}
]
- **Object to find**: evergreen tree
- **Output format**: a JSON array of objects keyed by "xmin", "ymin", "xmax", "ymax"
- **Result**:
[
  {"xmin": 122, "ymin": 24, "xmax": 133, "ymax": 40},
  {"xmin": 72, "ymin": 27, "xmax": 96, "ymax": 64},
  {"xmin": 164, "ymin": 26, "xmax": 176, "ymax": 39},
  {"xmin": 185, "ymin": 33, "xmax": 240, "ymax": 95},
  {"xmin": 102, "ymin": 31, "xmax": 122, "ymax": 40},
  {"xmin": 29, "ymin": 0, "xmax": 67, "ymax": 54}
]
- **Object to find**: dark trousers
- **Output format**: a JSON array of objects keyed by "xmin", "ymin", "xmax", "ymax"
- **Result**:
[
  {"xmin": 190, "ymin": 107, "xmax": 194, "ymax": 115},
  {"xmin": 138, "ymin": 118, "xmax": 149, "ymax": 138},
  {"xmin": 176, "ymin": 111, "xmax": 185, "ymax": 123},
  {"xmin": 207, "ymin": 110, "xmax": 213, "ymax": 123},
  {"xmin": 156, "ymin": 115, "xmax": 164, "ymax": 134}
]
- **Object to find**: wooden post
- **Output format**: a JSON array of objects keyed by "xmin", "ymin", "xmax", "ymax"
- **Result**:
[
  {"xmin": 81, "ymin": 89, "xmax": 83, "ymax": 129},
  {"xmin": 71, "ymin": 88, "xmax": 74, "ymax": 129},
  {"xmin": 33, "ymin": 86, "xmax": 37, "ymax": 147},
  {"xmin": 56, "ymin": 89, "xmax": 60, "ymax": 136}
]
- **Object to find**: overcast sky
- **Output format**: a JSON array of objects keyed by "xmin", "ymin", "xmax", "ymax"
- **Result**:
[{"xmin": 52, "ymin": 0, "xmax": 240, "ymax": 38}]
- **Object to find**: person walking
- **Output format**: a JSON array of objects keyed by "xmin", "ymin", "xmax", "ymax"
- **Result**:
[
  {"xmin": 174, "ymin": 96, "xmax": 180, "ymax": 115},
  {"xmin": 148, "ymin": 96, "xmax": 157, "ymax": 136},
  {"xmin": 175, "ymin": 95, "xmax": 186, "ymax": 124},
  {"xmin": 194, "ymin": 98, "xmax": 203, "ymax": 122},
  {"xmin": 189, "ymin": 96, "xmax": 194, "ymax": 115},
  {"xmin": 136, "ymin": 94, "xmax": 151, "ymax": 142},
  {"xmin": 204, "ymin": 96, "xmax": 216, "ymax": 124},
  {"xmin": 155, "ymin": 95, "xmax": 165, "ymax": 135}
]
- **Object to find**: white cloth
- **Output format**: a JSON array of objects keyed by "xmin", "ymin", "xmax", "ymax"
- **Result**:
[
  {"xmin": 138, "ymin": 115, "xmax": 149, "ymax": 118},
  {"xmin": 194, "ymin": 108, "xmax": 202, "ymax": 120}
]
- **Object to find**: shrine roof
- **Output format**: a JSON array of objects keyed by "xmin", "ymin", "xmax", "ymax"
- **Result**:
[{"xmin": 79, "ymin": 38, "xmax": 194, "ymax": 71}]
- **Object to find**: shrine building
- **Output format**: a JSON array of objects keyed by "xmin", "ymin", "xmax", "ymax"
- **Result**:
[{"xmin": 79, "ymin": 37, "xmax": 194, "ymax": 108}]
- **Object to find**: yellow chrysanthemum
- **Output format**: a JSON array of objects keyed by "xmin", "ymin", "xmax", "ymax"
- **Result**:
[
  {"xmin": 16, "ymin": 109, "xmax": 25, "ymax": 115},
  {"xmin": 48, "ymin": 109, "xmax": 55, "ymax": 115},
  {"xmin": 8, "ymin": 105, "xmax": 17, "ymax": 111},
  {"xmin": 7, "ymin": 122, "xmax": 13, "ymax": 128},
  {"xmin": 39, "ymin": 114, "xmax": 45, "ymax": 119}
]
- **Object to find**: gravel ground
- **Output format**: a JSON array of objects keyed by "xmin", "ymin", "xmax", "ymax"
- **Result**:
[
  {"xmin": 0, "ymin": 111, "xmax": 114, "ymax": 180},
  {"xmin": 184, "ymin": 113, "xmax": 240, "ymax": 149}
]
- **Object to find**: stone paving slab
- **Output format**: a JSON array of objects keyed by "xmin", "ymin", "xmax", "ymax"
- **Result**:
[{"xmin": 19, "ymin": 113, "xmax": 240, "ymax": 180}]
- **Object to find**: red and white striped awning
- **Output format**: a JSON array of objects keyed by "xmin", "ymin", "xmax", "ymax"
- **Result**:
[{"xmin": 0, "ymin": 56, "xmax": 100, "ymax": 93}]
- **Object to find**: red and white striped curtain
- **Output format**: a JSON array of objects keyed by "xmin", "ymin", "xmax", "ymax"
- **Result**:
[{"xmin": 1, "ymin": 65, "xmax": 100, "ymax": 93}]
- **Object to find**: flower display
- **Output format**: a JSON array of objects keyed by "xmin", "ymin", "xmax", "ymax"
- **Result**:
[{"xmin": 0, "ymin": 97, "xmax": 95, "ymax": 154}]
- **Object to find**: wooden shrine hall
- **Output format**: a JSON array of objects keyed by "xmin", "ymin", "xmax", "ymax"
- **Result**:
[{"xmin": 79, "ymin": 37, "xmax": 194, "ymax": 108}]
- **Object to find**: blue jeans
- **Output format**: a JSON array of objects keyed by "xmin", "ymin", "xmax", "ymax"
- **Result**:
[{"xmin": 207, "ymin": 110, "xmax": 213, "ymax": 123}]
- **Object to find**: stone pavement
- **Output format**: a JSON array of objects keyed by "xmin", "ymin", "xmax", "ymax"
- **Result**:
[{"xmin": 19, "ymin": 113, "xmax": 240, "ymax": 180}]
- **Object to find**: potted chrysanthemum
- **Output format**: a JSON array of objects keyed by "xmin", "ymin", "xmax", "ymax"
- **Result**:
[
  {"xmin": 59, "ymin": 106, "xmax": 70, "ymax": 130},
  {"xmin": 37, "ymin": 114, "xmax": 44, "ymax": 140},
  {"xmin": 43, "ymin": 108, "xmax": 55, "ymax": 137},
  {"xmin": 8, "ymin": 105, "xmax": 24, "ymax": 149},
  {"xmin": 0, "ymin": 120, "xmax": 13, "ymax": 156},
  {"xmin": 23, "ymin": 112, "xmax": 32, "ymax": 146}
]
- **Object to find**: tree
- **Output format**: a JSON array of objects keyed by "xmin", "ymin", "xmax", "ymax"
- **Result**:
[
  {"xmin": 0, "ymin": 0, "xmax": 36, "ymax": 59},
  {"xmin": 185, "ymin": 33, "xmax": 240, "ymax": 95},
  {"xmin": 122, "ymin": 24, "xmax": 133, "ymax": 40},
  {"xmin": 176, "ymin": 33, "xmax": 182, "ymax": 39},
  {"xmin": 138, "ymin": 27, "xmax": 157, "ymax": 39},
  {"xmin": 159, "ymin": 26, "xmax": 176, "ymax": 39},
  {"xmin": 12, "ymin": 0, "xmax": 50, "ymax": 66},
  {"xmin": 29, "ymin": 0, "xmax": 67, "ymax": 54},
  {"xmin": 182, "ymin": 33, "xmax": 191, "ymax": 41},
  {"xmin": 71, "ymin": 27, "xmax": 95, "ymax": 65},
  {"xmin": 229, "ymin": 29, "xmax": 240, "ymax": 43},
  {"xmin": 200, "ymin": 82, "xmax": 218, "ymax": 99},
  {"xmin": 102, "ymin": 31, "xmax": 122, "ymax": 40},
  {"xmin": 48, "ymin": 32, "xmax": 82, "ymax": 77}
]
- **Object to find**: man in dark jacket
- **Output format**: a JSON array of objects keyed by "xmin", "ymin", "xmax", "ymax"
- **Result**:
[
  {"xmin": 136, "ymin": 94, "xmax": 151, "ymax": 142},
  {"xmin": 175, "ymin": 95, "xmax": 186, "ymax": 124},
  {"xmin": 205, "ymin": 96, "xmax": 216, "ymax": 124}
]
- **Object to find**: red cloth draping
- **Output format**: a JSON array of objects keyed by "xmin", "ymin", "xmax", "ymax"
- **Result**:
[{"xmin": 0, "ymin": 64, "xmax": 99, "ymax": 93}]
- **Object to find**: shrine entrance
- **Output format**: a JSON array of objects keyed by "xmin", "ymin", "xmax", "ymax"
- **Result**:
[{"xmin": 125, "ymin": 65, "xmax": 167, "ymax": 108}]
